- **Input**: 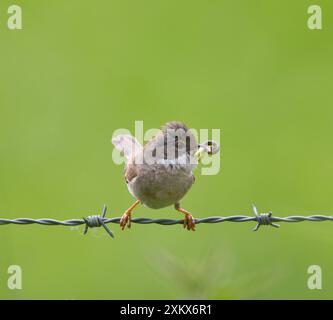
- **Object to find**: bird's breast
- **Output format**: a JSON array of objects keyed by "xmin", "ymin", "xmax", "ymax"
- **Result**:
[{"xmin": 128, "ymin": 164, "xmax": 195, "ymax": 209}]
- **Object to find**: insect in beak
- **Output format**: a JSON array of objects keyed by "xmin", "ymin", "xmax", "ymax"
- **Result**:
[
  {"xmin": 195, "ymin": 145, "xmax": 207, "ymax": 163},
  {"xmin": 195, "ymin": 141, "xmax": 220, "ymax": 163}
]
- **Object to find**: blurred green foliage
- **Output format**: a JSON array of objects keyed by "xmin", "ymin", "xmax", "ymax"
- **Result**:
[{"xmin": 0, "ymin": 0, "xmax": 333, "ymax": 299}]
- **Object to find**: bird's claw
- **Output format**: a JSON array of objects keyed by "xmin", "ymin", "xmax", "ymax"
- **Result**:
[
  {"xmin": 183, "ymin": 213, "xmax": 196, "ymax": 231},
  {"xmin": 120, "ymin": 212, "xmax": 132, "ymax": 230}
]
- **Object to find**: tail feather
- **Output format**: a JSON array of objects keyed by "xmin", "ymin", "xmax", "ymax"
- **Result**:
[{"xmin": 112, "ymin": 134, "xmax": 142, "ymax": 162}]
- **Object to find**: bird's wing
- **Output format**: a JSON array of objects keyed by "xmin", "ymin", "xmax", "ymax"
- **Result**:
[
  {"xmin": 112, "ymin": 134, "xmax": 142, "ymax": 162},
  {"xmin": 124, "ymin": 163, "xmax": 138, "ymax": 183}
]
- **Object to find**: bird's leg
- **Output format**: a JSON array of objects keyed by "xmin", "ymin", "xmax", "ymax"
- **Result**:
[
  {"xmin": 120, "ymin": 199, "xmax": 140, "ymax": 230},
  {"xmin": 174, "ymin": 203, "xmax": 196, "ymax": 231}
]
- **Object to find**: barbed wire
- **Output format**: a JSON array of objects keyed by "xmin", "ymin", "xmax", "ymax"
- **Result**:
[{"xmin": 1, "ymin": 205, "xmax": 333, "ymax": 239}]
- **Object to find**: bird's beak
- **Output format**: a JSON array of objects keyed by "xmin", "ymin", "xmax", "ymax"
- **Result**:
[{"xmin": 194, "ymin": 146, "xmax": 206, "ymax": 163}]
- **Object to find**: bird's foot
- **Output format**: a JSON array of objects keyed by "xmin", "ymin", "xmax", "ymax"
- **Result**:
[
  {"xmin": 120, "ymin": 211, "xmax": 132, "ymax": 230},
  {"xmin": 175, "ymin": 204, "xmax": 196, "ymax": 231},
  {"xmin": 183, "ymin": 213, "xmax": 196, "ymax": 231},
  {"xmin": 120, "ymin": 200, "xmax": 140, "ymax": 230}
]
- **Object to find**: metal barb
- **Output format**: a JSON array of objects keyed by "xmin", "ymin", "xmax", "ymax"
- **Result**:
[
  {"xmin": 252, "ymin": 204, "xmax": 280, "ymax": 231},
  {"xmin": 83, "ymin": 205, "xmax": 114, "ymax": 239}
]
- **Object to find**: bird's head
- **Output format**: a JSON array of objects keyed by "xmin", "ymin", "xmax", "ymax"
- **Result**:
[{"xmin": 161, "ymin": 121, "xmax": 198, "ymax": 159}]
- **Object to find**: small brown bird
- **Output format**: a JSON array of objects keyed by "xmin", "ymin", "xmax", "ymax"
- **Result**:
[{"xmin": 112, "ymin": 121, "xmax": 218, "ymax": 231}]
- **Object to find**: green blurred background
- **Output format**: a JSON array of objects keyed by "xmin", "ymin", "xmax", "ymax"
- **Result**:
[{"xmin": 1, "ymin": 0, "xmax": 333, "ymax": 299}]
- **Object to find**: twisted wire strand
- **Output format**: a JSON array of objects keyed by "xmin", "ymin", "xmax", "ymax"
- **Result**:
[
  {"xmin": 2, "ymin": 215, "xmax": 333, "ymax": 226},
  {"xmin": 1, "ymin": 205, "xmax": 333, "ymax": 238}
]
